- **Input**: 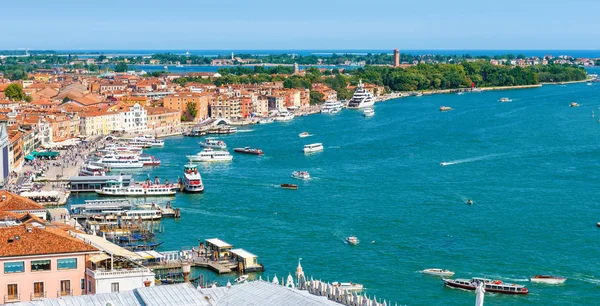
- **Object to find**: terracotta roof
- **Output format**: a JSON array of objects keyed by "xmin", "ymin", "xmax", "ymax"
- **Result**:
[
  {"xmin": 0, "ymin": 191, "xmax": 46, "ymax": 212},
  {"xmin": 0, "ymin": 225, "xmax": 98, "ymax": 257},
  {"xmin": 0, "ymin": 211, "xmax": 19, "ymax": 219}
]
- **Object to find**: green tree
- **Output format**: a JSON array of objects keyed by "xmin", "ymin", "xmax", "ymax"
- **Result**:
[
  {"xmin": 62, "ymin": 97, "xmax": 70, "ymax": 103},
  {"xmin": 24, "ymin": 95, "xmax": 32, "ymax": 102},
  {"xmin": 186, "ymin": 102, "xmax": 198, "ymax": 120},
  {"xmin": 4, "ymin": 84, "xmax": 25, "ymax": 101},
  {"xmin": 309, "ymin": 91, "xmax": 324, "ymax": 105},
  {"xmin": 114, "ymin": 62, "xmax": 128, "ymax": 72}
]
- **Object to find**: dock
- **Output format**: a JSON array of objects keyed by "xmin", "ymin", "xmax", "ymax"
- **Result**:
[{"xmin": 70, "ymin": 175, "xmax": 134, "ymax": 192}]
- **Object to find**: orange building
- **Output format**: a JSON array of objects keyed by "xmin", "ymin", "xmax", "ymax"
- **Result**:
[{"xmin": 162, "ymin": 92, "xmax": 210, "ymax": 121}]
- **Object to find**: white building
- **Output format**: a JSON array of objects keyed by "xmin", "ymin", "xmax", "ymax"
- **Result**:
[{"xmin": 120, "ymin": 103, "xmax": 148, "ymax": 133}]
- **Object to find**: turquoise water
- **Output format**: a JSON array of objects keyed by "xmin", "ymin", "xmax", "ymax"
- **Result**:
[{"xmin": 69, "ymin": 81, "xmax": 600, "ymax": 305}]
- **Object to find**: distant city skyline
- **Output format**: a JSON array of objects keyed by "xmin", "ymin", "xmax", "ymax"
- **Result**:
[{"xmin": 2, "ymin": 0, "xmax": 599, "ymax": 50}]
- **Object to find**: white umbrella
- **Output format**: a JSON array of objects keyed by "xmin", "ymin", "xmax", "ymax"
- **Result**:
[{"xmin": 475, "ymin": 281, "xmax": 485, "ymax": 306}]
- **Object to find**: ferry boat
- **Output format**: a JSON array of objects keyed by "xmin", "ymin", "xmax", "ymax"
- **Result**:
[
  {"xmin": 298, "ymin": 132, "xmax": 310, "ymax": 138},
  {"xmin": 321, "ymin": 101, "xmax": 344, "ymax": 114},
  {"xmin": 363, "ymin": 108, "xmax": 375, "ymax": 117},
  {"xmin": 89, "ymin": 209, "xmax": 162, "ymax": 221},
  {"xmin": 187, "ymin": 148, "xmax": 233, "ymax": 162},
  {"xmin": 303, "ymin": 143, "xmax": 324, "ymax": 153},
  {"xmin": 184, "ymin": 129, "xmax": 207, "ymax": 137},
  {"xmin": 79, "ymin": 164, "xmax": 106, "ymax": 176},
  {"xmin": 422, "ymin": 268, "xmax": 455, "ymax": 277},
  {"xmin": 233, "ymin": 147, "xmax": 264, "ymax": 155},
  {"xmin": 183, "ymin": 163, "xmax": 204, "ymax": 193},
  {"xmin": 70, "ymin": 199, "xmax": 132, "ymax": 216},
  {"xmin": 346, "ymin": 236, "xmax": 359, "ymax": 245},
  {"xmin": 258, "ymin": 117, "xmax": 274, "ymax": 124},
  {"xmin": 274, "ymin": 111, "xmax": 295, "ymax": 122},
  {"xmin": 98, "ymin": 154, "xmax": 144, "ymax": 168},
  {"xmin": 132, "ymin": 135, "xmax": 165, "ymax": 147},
  {"xmin": 139, "ymin": 154, "xmax": 161, "ymax": 166},
  {"xmin": 440, "ymin": 106, "xmax": 452, "ymax": 112},
  {"xmin": 129, "ymin": 140, "xmax": 151, "ymax": 149},
  {"xmin": 104, "ymin": 144, "xmax": 143, "ymax": 154},
  {"xmin": 199, "ymin": 138, "xmax": 227, "ymax": 150},
  {"xmin": 530, "ymin": 275, "xmax": 567, "ymax": 284},
  {"xmin": 570, "ymin": 102, "xmax": 579, "ymax": 107},
  {"xmin": 207, "ymin": 126, "xmax": 237, "ymax": 135},
  {"xmin": 442, "ymin": 277, "xmax": 529, "ymax": 295},
  {"xmin": 95, "ymin": 179, "xmax": 177, "ymax": 197},
  {"xmin": 332, "ymin": 282, "xmax": 363, "ymax": 292},
  {"xmin": 347, "ymin": 80, "xmax": 375, "ymax": 109},
  {"xmin": 499, "ymin": 97, "xmax": 512, "ymax": 102},
  {"xmin": 292, "ymin": 171, "xmax": 310, "ymax": 180}
]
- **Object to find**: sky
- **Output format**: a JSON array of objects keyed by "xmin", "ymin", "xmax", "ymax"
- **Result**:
[{"xmin": 1, "ymin": 0, "xmax": 599, "ymax": 50}]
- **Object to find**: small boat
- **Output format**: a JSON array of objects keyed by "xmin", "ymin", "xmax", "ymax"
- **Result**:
[
  {"xmin": 457, "ymin": 91, "xmax": 464, "ymax": 95},
  {"xmin": 234, "ymin": 275, "xmax": 248, "ymax": 283},
  {"xmin": 587, "ymin": 82, "xmax": 592, "ymax": 86},
  {"xmin": 415, "ymin": 92, "xmax": 423, "ymax": 97},
  {"xmin": 233, "ymin": 147, "xmax": 264, "ymax": 155},
  {"xmin": 303, "ymin": 143, "xmax": 324, "ymax": 153},
  {"xmin": 440, "ymin": 162, "xmax": 451, "ymax": 166},
  {"xmin": 332, "ymin": 282, "xmax": 364, "ymax": 292},
  {"xmin": 299, "ymin": 132, "xmax": 310, "ymax": 138},
  {"xmin": 258, "ymin": 117, "xmax": 274, "ymax": 124},
  {"xmin": 597, "ymin": 222, "xmax": 600, "ymax": 227},
  {"xmin": 443, "ymin": 277, "xmax": 529, "ymax": 295},
  {"xmin": 199, "ymin": 138, "xmax": 227, "ymax": 150},
  {"xmin": 570, "ymin": 102, "xmax": 579, "ymax": 107},
  {"xmin": 346, "ymin": 236, "xmax": 359, "ymax": 245},
  {"xmin": 440, "ymin": 106, "xmax": 452, "ymax": 112},
  {"xmin": 530, "ymin": 275, "xmax": 566, "ymax": 284},
  {"xmin": 472, "ymin": 88, "xmax": 483, "ymax": 92},
  {"xmin": 499, "ymin": 97, "xmax": 512, "ymax": 102},
  {"xmin": 291, "ymin": 171, "xmax": 310, "ymax": 180},
  {"xmin": 281, "ymin": 184, "xmax": 298, "ymax": 190},
  {"xmin": 363, "ymin": 108, "xmax": 375, "ymax": 117},
  {"xmin": 422, "ymin": 268, "xmax": 455, "ymax": 277},
  {"xmin": 466, "ymin": 199, "xmax": 473, "ymax": 205}
]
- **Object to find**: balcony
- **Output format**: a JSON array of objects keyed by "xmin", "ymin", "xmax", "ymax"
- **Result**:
[
  {"xmin": 4, "ymin": 294, "xmax": 20, "ymax": 303},
  {"xmin": 86, "ymin": 267, "xmax": 154, "ymax": 280},
  {"xmin": 57, "ymin": 289, "xmax": 73, "ymax": 297},
  {"xmin": 31, "ymin": 292, "xmax": 46, "ymax": 300}
]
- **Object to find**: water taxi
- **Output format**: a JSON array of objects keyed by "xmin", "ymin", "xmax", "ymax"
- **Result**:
[
  {"xmin": 95, "ymin": 179, "xmax": 177, "ymax": 197},
  {"xmin": 299, "ymin": 132, "xmax": 310, "ymax": 138},
  {"xmin": 499, "ymin": 97, "xmax": 512, "ymax": 102},
  {"xmin": 332, "ymin": 282, "xmax": 364, "ymax": 292},
  {"xmin": 570, "ymin": 102, "xmax": 579, "ymax": 107},
  {"xmin": 442, "ymin": 277, "xmax": 529, "ymax": 295},
  {"xmin": 363, "ymin": 108, "xmax": 375, "ymax": 117},
  {"xmin": 303, "ymin": 143, "xmax": 324, "ymax": 153},
  {"xmin": 281, "ymin": 183, "xmax": 298, "ymax": 190},
  {"xmin": 292, "ymin": 171, "xmax": 310, "ymax": 180},
  {"xmin": 422, "ymin": 268, "xmax": 455, "ymax": 277},
  {"xmin": 530, "ymin": 275, "xmax": 566, "ymax": 284},
  {"xmin": 346, "ymin": 236, "xmax": 359, "ymax": 245},
  {"xmin": 233, "ymin": 147, "xmax": 264, "ymax": 155},
  {"xmin": 79, "ymin": 164, "xmax": 106, "ymax": 176},
  {"xmin": 139, "ymin": 154, "xmax": 161, "ymax": 166},
  {"xmin": 440, "ymin": 106, "xmax": 452, "ymax": 112},
  {"xmin": 199, "ymin": 138, "xmax": 227, "ymax": 150},
  {"xmin": 187, "ymin": 148, "xmax": 233, "ymax": 162},
  {"xmin": 183, "ymin": 163, "xmax": 204, "ymax": 193}
]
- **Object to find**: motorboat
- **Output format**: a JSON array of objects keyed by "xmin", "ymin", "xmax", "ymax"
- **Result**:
[
  {"xmin": 499, "ymin": 97, "xmax": 512, "ymax": 102},
  {"xmin": 346, "ymin": 236, "xmax": 359, "ymax": 245},
  {"xmin": 321, "ymin": 101, "xmax": 344, "ymax": 114},
  {"xmin": 472, "ymin": 88, "xmax": 483, "ymax": 92},
  {"xmin": 440, "ymin": 106, "xmax": 452, "ymax": 112},
  {"xmin": 422, "ymin": 268, "xmax": 455, "ymax": 277},
  {"xmin": 457, "ymin": 91, "xmax": 464, "ymax": 95},
  {"xmin": 363, "ymin": 108, "xmax": 375, "ymax": 117},
  {"xmin": 199, "ymin": 138, "xmax": 227, "ymax": 150},
  {"xmin": 466, "ymin": 199, "xmax": 473, "ymax": 205},
  {"xmin": 79, "ymin": 164, "xmax": 106, "ymax": 176},
  {"xmin": 347, "ymin": 80, "xmax": 375, "ymax": 109},
  {"xmin": 98, "ymin": 154, "xmax": 144, "ymax": 168},
  {"xmin": 440, "ymin": 162, "xmax": 451, "ymax": 166},
  {"xmin": 258, "ymin": 117, "xmax": 274, "ymax": 124},
  {"xmin": 331, "ymin": 282, "xmax": 364, "ymax": 292},
  {"xmin": 139, "ymin": 154, "xmax": 161, "ymax": 166},
  {"xmin": 187, "ymin": 148, "xmax": 233, "ymax": 162},
  {"xmin": 233, "ymin": 147, "xmax": 264, "ymax": 155},
  {"xmin": 303, "ymin": 143, "xmax": 324, "ymax": 153},
  {"xmin": 292, "ymin": 171, "xmax": 310, "ymax": 180},
  {"xmin": 95, "ymin": 179, "xmax": 177, "ymax": 197},
  {"xmin": 281, "ymin": 184, "xmax": 297, "ymax": 190},
  {"xmin": 570, "ymin": 102, "xmax": 579, "ymax": 107},
  {"xmin": 587, "ymin": 82, "xmax": 592, "ymax": 86},
  {"xmin": 274, "ymin": 111, "xmax": 295, "ymax": 122},
  {"xmin": 442, "ymin": 277, "xmax": 529, "ymax": 295},
  {"xmin": 415, "ymin": 92, "xmax": 423, "ymax": 97},
  {"xmin": 234, "ymin": 275, "xmax": 249, "ymax": 283},
  {"xmin": 299, "ymin": 132, "xmax": 310, "ymax": 138},
  {"xmin": 530, "ymin": 275, "xmax": 567, "ymax": 284},
  {"xmin": 183, "ymin": 163, "xmax": 204, "ymax": 193}
]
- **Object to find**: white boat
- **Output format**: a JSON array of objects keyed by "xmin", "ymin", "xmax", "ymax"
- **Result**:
[
  {"xmin": 570, "ymin": 102, "xmax": 579, "ymax": 107},
  {"xmin": 321, "ymin": 101, "xmax": 344, "ymax": 114},
  {"xmin": 98, "ymin": 154, "xmax": 144, "ymax": 168},
  {"xmin": 234, "ymin": 275, "xmax": 248, "ymax": 283},
  {"xmin": 299, "ymin": 132, "xmax": 310, "ymax": 138},
  {"xmin": 274, "ymin": 111, "xmax": 295, "ymax": 121},
  {"xmin": 292, "ymin": 171, "xmax": 310, "ymax": 180},
  {"xmin": 363, "ymin": 108, "xmax": 375, "ymax": 117},
  {"xmin": 347, "ymin": 80, "xmax": 375, "ymax": 109},
  {"xmin": 587, "ymin": 82, "xmax": 592, "ymax": 86},
  {"xmin": 422, "ymin": 268, "xmax": 455, "ymax": 277},
  {"xmin": 104, "ymin": 144, "xmax": 143, "ymax": 153},
  {"xmin": 332, "ymin": 282, "xmax": 364, "ymax": 292},
  {"xmin": 95, "ymin": 179, "xmax": 177, "ymax": 197},
  {"xmin": 346, "ymin": 236, "xmax": 359, "ymax": 245},
  {"xmin": 79, "ymin": 164, "xmax": 106, "ymax": 176},
  {"xmin": 258, "ymin": 117, "xmax": 274, "ymax": 124},
  {"xmin": 139, "ymin": 154, "xmax": 161, "ymax": 166},
  {"xmin": 199, "ymin": 138, "xmax": 227, "ymax": 150},
  {"xmin": 440, "ymin": 106, "xmax": 452, "ymax": 112},
  {"xmin": 88, "ymin": 209, "xmax": 162, "ymax": 221},
  {"xmin": 440, "ymin": 162, "xmax": 451, "ymax": 166},
  {"xmin": 183, "ymin": 163, "xmax": 204, "ymax": 192},
  {"xmin": 187, "ymin": 148, "xmax": 233, "ymax": 162},
  {"xmin": 472, "ymin": 88, "xmax": 483, "ymax": 92},
  {"xmin": 499, "ymin": 97, "xmax": 512, "ymax": 102},
  {"xmin": 303, "ymin": 143, "xmax": 324, "ymax": 153},
  {"xmin": 530, "ymin": 275, "xmax": 566, "ymax": 284},
  {"xmin": 457, "ymin": 91, "xmax": 464, "ymax": 95},
  {"xmin": 132, "ymin": 135, "xmax": 164, "ymax": 147}
]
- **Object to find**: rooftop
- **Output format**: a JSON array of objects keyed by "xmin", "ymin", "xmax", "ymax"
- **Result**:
[
  {"xmin": 0, "ymin": 225, "xmax": 98, "ymax": 258},
  {"xmin": 0, "ymin": 191, "xmax": 46, "ymax": 212}
]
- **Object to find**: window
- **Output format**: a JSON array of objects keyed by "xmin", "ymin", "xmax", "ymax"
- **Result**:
[
  {"xmin": 33, "ymin": 282, "xmax": 44, "ymax": 298},
  {"xmin": 88, "ymin": 280, "xmax": 92, "ymax": 293},
  {"xmin": 81, "ymin": 278, "xmax": 85, "ymax": 290},
  {"xmin": 31, "ymin": 260, "xmax": 51, "ymax": 271},
  {"xmin": 4, "ymin": 261, "xmax": 24, "ymax": 273},
  {"xmin": 111, "ymin": 282, "xmax": 119, "ymax": 293},
  {"xmin": 7, "ymin": 284, "xmax": 18, "ymax": 300},
  {"xmin": 57, "ymin": 258, "xmax": 77, "ymax": 270},
  {"xmin": 60, "ymin": 280, "xmax": 71, "ymax": 296}
]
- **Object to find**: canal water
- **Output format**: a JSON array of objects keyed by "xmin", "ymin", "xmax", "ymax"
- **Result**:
[{"xmin": 70, "ymin": 79, "xmax": 600, "ymax": 305}]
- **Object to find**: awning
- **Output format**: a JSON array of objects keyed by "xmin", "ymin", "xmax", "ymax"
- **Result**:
[
  {"xmin": 25, "ymin": 155, "xmax": 35, "ymax": 161},
  {"xmin": 76, "ymin": 233, "xmax": 144, "ymax": 260},
  {"xmin": 206, "ymin": 238, "xmax": 232, "ymax": 249},
  {"xmin": 230, "ymin": 248, "xmax": 257, "ymax": 259},
  {"xmin": 135, "ymin": 251, "xmax": 154, "ymax": 259},
  {"xmin": 89, "ymin": 253, "xmax": 111, "ymax": 263}
]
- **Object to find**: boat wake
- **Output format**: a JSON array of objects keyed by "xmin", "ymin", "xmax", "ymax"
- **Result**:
[
  {"xmin": 503, "ymin": 277, "xmax": 530, "ymax": 282},
  {"xmin": 440, "ymin": 153, "xmax": 506, "ymax": 166},
  {"xmin": 329, "ymin": 146, "xmax": 341, "ymax": 149},
  {"xmin": 237, "ymin": 129, "xmax": 254, "ymax": 133},
  {"xmin": 575, "ymin": 277, "xmax": 600, "ymax": 285}
]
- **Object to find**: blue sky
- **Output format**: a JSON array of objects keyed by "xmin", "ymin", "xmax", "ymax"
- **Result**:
[{"xmin": 1, "ymin": 0, "xmax": 599, "ymax": 50}]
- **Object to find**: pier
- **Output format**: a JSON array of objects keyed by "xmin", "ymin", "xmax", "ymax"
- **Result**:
[{"xmin": 70, "ymin": 175, "xmax": 134, "ymax": 192}]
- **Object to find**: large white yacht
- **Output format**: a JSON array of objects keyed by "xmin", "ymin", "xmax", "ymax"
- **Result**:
[
  {"xmin": 187, "ymin": 148, "xmax": 233, "ymax": 162},
  {"xmin": 321, "ymin": 101, "xmax": 344, "ymax": 114},
  {"xmin": 347, "ymin": 80, "xmax": 375, "ymax": 109},
  {"xmin": 98, "ymin": 154, "xmax": 144, "ymax": 168},
  {"xmin": 183, "ymin": 163, "xmax": 204, "ymax": 192},
  {"xmin": 199, "ymin": 138, "xmax": 227, "ymax": 150}
]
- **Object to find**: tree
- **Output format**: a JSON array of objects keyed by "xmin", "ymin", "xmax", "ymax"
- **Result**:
[
  {"xmin": 23, "ymin": 95, "xmax": 32, "ymax": 102},
  {"xmin": 186, "ymin": 102, "xmax": 198, "ymax": 121},
  {"xmin": 115, "ymin": 62, "xmax": 128, "ymax": 72},
  {"xmin": 62, "ymin": 97, "xmax": 70, "ymax": 103},
  {"xmin": 4, "ymin": 84, "xmax": 25, "ymax": 101},
  {"xmin": 309, "ymin": 91, "xmax": 324, "ymax": 105}
]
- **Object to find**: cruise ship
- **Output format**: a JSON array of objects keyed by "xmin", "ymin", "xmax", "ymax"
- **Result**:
[{"xmin": 347, "ymin": 80, "xmax": 375, "ymax": 109}]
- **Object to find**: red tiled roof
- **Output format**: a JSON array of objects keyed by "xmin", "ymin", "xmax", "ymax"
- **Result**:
[
  {"xmin": 0, "ymin": 225, "xmax": 98, "ymax": 257},
  {"xmin": 0, "ymin": 191, "xmax": 45, "ymax": 211}
]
